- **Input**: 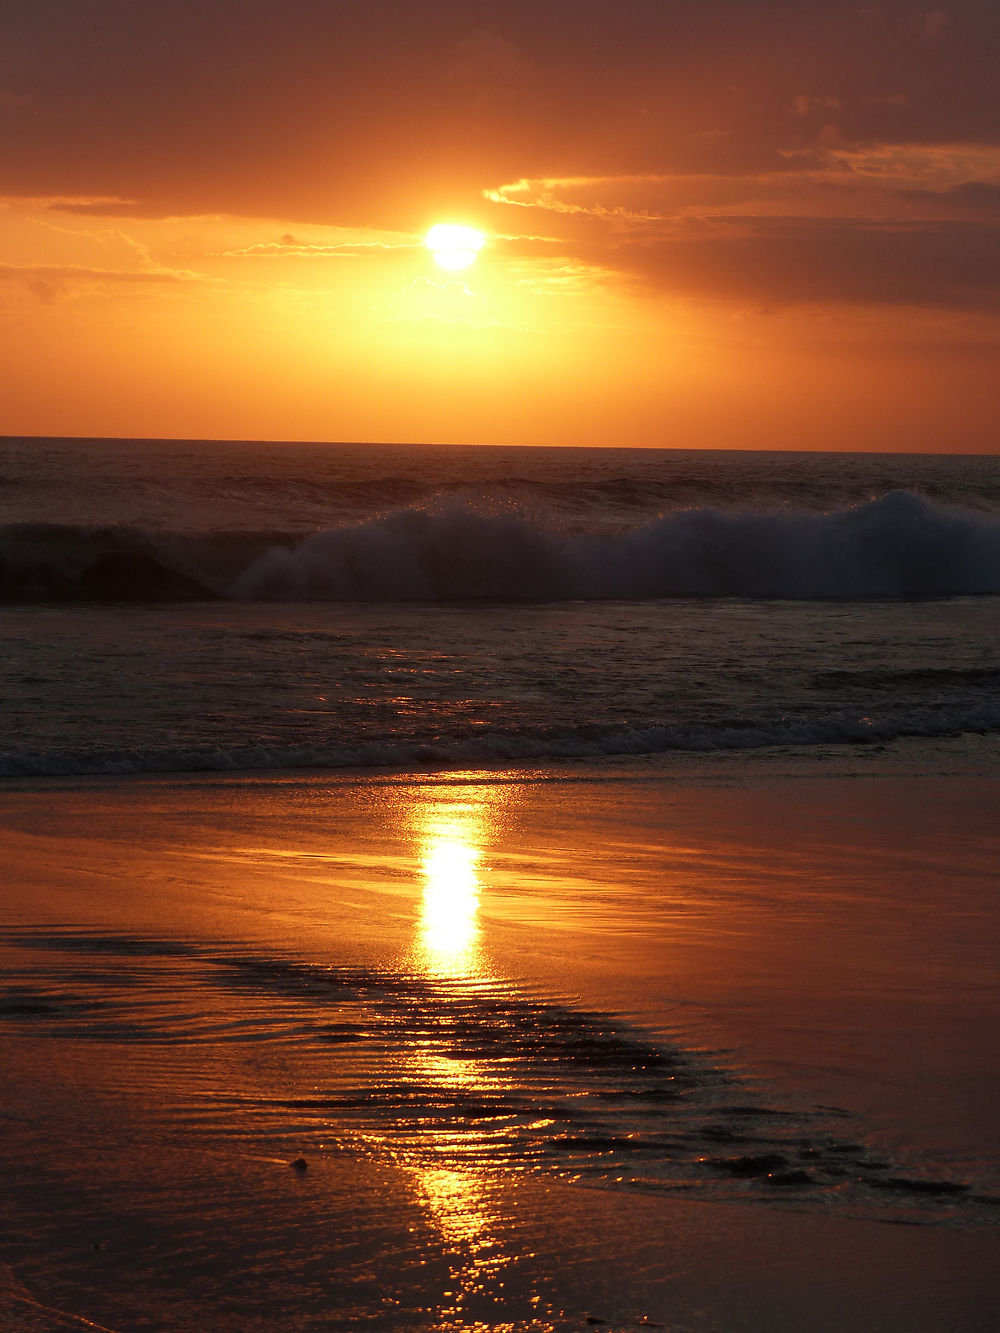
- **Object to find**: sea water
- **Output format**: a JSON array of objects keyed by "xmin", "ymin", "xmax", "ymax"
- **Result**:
[
  {"xmin": 2, "ymin": 437, "xmax": 1000, "ymax": 779},
  {"xmin": 2, "ymin": 439, "xmax": 1000, "ymax": 1330}
]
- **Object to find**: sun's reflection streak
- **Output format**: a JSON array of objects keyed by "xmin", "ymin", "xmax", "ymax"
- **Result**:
[
  {"xmin": 419, "ymin": 820, "xmax": 482, "ymax": 974},
  {"xmin": 395, "ymin": 783, "xmax": 543, "ymax": 1319},
  {"xmin": 414, "ymin": 792, "xmax": 496, "ymax": 977},
  {"xmin": 408, "ymin": 1161, "xmax": 509, "ymax": 1321}
]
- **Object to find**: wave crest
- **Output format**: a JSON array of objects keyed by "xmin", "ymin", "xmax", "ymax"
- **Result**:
[
  {"xmin": 236, "ymin": 491, "xmax": 1000, "ymax": 601},
  {"xmin": 2, "ymin": 491, "xmax": 999, "ymax": 602}
]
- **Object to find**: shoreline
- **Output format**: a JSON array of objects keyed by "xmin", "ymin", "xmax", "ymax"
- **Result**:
[{"xmin": 1, "ymin": 723, "xmax": 998, "ymax": 790}]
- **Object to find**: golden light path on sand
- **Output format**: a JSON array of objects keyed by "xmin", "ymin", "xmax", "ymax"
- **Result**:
[{"xmin": 402, "ymin": 786, "xmax": 547, "ymax": 1324}]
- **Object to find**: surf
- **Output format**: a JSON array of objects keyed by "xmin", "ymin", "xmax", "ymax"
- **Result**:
[{"xmin": 4, "ymin": 490, "xmax": 1000, "ymax": 603}]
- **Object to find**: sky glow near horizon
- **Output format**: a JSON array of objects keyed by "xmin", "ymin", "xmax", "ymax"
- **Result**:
[{"xmin": 1, "ymin": 1, "xmax": 998, "ymax": 450}]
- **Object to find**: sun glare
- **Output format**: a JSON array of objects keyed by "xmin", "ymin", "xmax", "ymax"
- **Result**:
[{"xmin": 426, "ymin": 224, "xmax": 486, "ymax": 271}]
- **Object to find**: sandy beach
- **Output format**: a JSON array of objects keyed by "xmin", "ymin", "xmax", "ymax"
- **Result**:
[{"xmin": 2, "ymin": 756, "xmax": 998, "ymax": 1331}]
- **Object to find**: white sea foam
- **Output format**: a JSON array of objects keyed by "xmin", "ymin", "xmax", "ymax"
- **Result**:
[
  {"xmin": 235, "ymin": 491, "xmax": 1000, "ymax": 602},
  {"xmin": 3, "ymin": 491, "xmax": 999, "ymax": 602}
]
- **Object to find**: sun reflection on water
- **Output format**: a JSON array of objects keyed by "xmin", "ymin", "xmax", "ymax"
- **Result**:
[
  {"xmin": 420, "ymin": 828, "xmax": 481, "ymax": 971},
  {"xmin": 415, "ymin": 792, "xmax": 496, "ymax": 976},
  {"xmin": 400, "ymin": 784, "xmax": 531, "ymax": 1318},
  {"xmin": 415, "ymin": 1163, "xmax": 495, "ymax": 1263}
]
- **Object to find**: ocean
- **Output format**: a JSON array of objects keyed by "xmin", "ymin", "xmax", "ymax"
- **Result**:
[
  {"xmin": 2, "ymin": 437, "xmax": 1000, "ymax": 779},
  {"xmin": 2, "ymin": 437, "xmax": 999, "ymax": 1331}
]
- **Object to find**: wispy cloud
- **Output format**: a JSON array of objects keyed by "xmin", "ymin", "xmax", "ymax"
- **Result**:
[
  {"xmin": 219, "ymin": 235, "xmax": 421, "ymax": 258},
  {"xmin": 484, "ymin": 176, "xmax": 676, "ymax": 224},
  {"xmin": 785, "ymin": 142, "xmax": 1000, "ymax": 190},
  {"xmin": 0, "ymin": 261, "xmax": 214, "ymax": 304},
  {"xmin": 484, "ymin": 157, "xmax": 1000, "ymax": 315},
  {"xmin": 0, "ymin": 194, "xmax": 140, "ymax": 213},
  {"xmin": 486, "ymin": 143, "xmax": 1000, "ymax": 224}
]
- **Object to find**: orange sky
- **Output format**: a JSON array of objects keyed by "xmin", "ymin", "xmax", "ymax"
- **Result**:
[{"xmin": 2, "ymin": 1, "xmax": 999, "ymax": 450}]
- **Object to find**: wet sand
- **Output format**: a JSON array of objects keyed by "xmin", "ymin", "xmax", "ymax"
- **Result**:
[{"xmin": 1, "ymin": 762, "xmax": 999, "ymax": 1330}]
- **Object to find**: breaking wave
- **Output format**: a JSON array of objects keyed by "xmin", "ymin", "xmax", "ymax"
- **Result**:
[{"xmin": 3, "ymin": 491, "xmax": 1000, "ymax": 603}]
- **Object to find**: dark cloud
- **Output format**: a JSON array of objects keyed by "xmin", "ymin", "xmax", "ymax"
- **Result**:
[
  {"xmin": 3, "ymin": 1, "xmax": 999, "ymax": 318},
  {"xmin": 1, "ymin": 1, "xmax": 997, "ymax": 227},
  {"xmin": 597, "ymin": 218, "xmax": 1000, "ymax": 310},
  {"xmin": 928, "ymin": 181, "xmax": 1000, "ymax": 214}
]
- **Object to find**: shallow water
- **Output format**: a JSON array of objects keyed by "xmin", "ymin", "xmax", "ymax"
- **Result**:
[
  {"xmin": 4, "ymin": 595, "xmax": 1000, "ymax": 778},
  {"xmin": 2, "ymin": 765, "xmax": 998, "ymax": 1330}
]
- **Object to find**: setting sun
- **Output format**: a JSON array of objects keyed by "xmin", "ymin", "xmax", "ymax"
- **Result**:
[{"xmin": 425, "ymin": 223, "xmax": 486, "ymax": 271}]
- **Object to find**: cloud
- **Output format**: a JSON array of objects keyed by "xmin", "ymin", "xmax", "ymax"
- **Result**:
[
  {"xmin": 862, "ymin": 91, "xmax": 911, "ymax": 108},
  {"xmin": 787, "ymin": 142, "xmax": 1000, "ymax": 190},
  {"xmin": 591, "ymin": 217, "xmax": 1000, "ymax": 311},
  {"xmin": 486, "ymin": 162, "xmax": 1000, "ymax": 312},
  {"xmin": 219, "ymin": 236, "xmax": 421, "ymax": 258},
  {"xmin": 483, "ymin": 142, "xmax": 1000, "ymax": 235},
  {"xmin": 5, "ymin": 2, "xmax": 997, "ymax": 229},
  {"xmin": 0, "ymin": 194, "xmax": 139, "ymax": 213},
  {"xmin": 933, "ymin": 180, "xmax": 1000, "ymax": 213},
  {"xmin": 485, "ymin": 176, "xmax": 675, "ymax": 224},
  {"xmin": 0, "ymin": 260, "xmax": 211, "ymax": 303},
  {"xmin": 47, "ymin": 199, "xmax": 148, "ymax": 217},
  {"xmin": 788, "ymin": 95, "xmax": 842, "ymax": 117},
  {"xmin": 5, "ymin": 3, "xmax": 999, "ymax": 325},
  {"xmin": 513, "ymin": 261, "xmax": 619, "ymax": 297}
]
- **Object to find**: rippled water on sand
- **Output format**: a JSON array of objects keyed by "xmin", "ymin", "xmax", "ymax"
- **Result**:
[{"xmin": 2, "ymin": 766, "xmax": 999, "ymax": 1330}]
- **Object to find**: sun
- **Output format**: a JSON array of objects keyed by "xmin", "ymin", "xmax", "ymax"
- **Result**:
[{"xmin": 425, "ymin": 224, "xmax": 486, "ymax": 271}]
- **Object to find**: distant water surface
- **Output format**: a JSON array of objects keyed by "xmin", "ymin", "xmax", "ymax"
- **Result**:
[{"xmin": 1, "ymin": 437, "xmax": 999, "ymax": 778}]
